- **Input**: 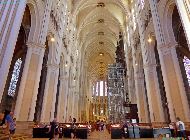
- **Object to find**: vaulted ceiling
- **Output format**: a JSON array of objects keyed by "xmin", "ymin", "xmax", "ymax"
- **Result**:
[{"xmin": 71, "ymin": 0, "xmax": 131, "ymax": 82}]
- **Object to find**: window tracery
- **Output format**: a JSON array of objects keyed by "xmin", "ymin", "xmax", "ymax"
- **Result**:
[
  {"xmin": 8, "ymin": 58, "xmax": 22, "ymax": 97},
  {"xmin": 183, "ymin": 56, "xmax": 190, "ymax": 86},
  {"xmin": 140, "ymin": 0, "xmax": 145, "ymax": 9}
]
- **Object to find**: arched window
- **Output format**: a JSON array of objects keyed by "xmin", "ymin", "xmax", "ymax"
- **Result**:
[
  {"xmin": 92, "ymin": 85, "xmax": 95, "ymax": 96},
  {"xmin": 183, "ymin": 56, "xmax": 190, "ymax": 86},
  {"xmin": 105, "ymin": 81, "xmax": 107, "ymax": 96},
  {"xmin": 140, "ymin": 0, "xmax": 145, "ymax": 9},
  {"xmin": 8, "ymin": 58, "xmax": 22, "ymax": 97},
  {"xmin": 100, "ymin": 81, "xmax": 104, "ymax": 96},
  {"xmin": 96, "ymin": 82, "xmax": 99, "ymax": 96}
]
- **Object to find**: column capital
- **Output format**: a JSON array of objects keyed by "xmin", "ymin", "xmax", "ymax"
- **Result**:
[
  {"xmin": 134, "ymin": 75, "xmax": 144, "ymax": 81},
  {"xmin": 143, "ymin": 63, "xmax": 157, "ymax": 69},
  {"xmin": 59, "ymin": 76, "xmax": 65, "ymax": 80},
  {"xmin": 158, "ymin": 42, "xmax": 178, "ymax": 56},
  {"xmin": 27, "ymin": 42, "xmax": 45, "ymax": 55},
  {"xmin": 64, "ymin": 76, "xmax": 69, "ymax": 80},
  {"xmin": 47, "ymin": 63, "xmax": 59, "ymax": 71},
  {"xmin": 27, "ymin": 42, "xmax": 45, "ymax": 48},
  {"xmin": 165, "ymin": 41, "xmax": 178, "ymax": 48},
  {"xmin": 143, "ymin": 63, "xmax": 157, "ymax": 74}
]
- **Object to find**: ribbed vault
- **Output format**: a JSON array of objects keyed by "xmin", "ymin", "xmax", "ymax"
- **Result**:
[{"xmin": 72, "ymin": 0, "xmax": 130, "ymax": 81}]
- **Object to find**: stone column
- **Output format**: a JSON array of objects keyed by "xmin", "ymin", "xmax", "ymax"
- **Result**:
[
  {"xmin": 57, "ymin": 76, "xmax": 68, "ymax": 122},
  {"xmin": 136, "ymin": 5, "xmax": 165, "ymax": 122},
  {"xmin": 14, "ymin": 42, "xmax": 45, "ymax": 121},
  {"xmin": 125, "ymin": 50, "xmax": 131, "ymax": 102},
  {"xmin": 159, "ymin": 43, "xmax": 190, "ymax": 122},
  {"xmin": 41, "ymin": 63, "xmax": 59, "ymax": 122},
  {"xmin": 71, "ymin": 91, "xmax": 76, "ymax": 118},
  {"xmin": 129, "ymin": 20, "xmax": 149, "ymax": 122},
  {"xmin": 149, "ymin": 0, "xmax": 190, "ymax": 122},
  {"xmin": 175, "ymin": 0, "xmax": 190, "ymax": 48},
  {"xmin": 143, "ymin": 63, "xmax": 165, "ymax": 122},
  {"xmin": 15, "ymin": 0, "xmax": 53, "ymax": 121},
  {"xmin": 67, "ymin": 89, "xmax": 73, "ymax": 120},
  {"xmin": 74, "ymin": 93, "xmax": 79, "ymax": 121},
  {"xmin": 127, "ymin": 55, "xmax": 136, "ymax": 103},
  {"xmin": 0, "ymin": 0, "xmax": 27, "ymax": 102},
  {"xmin": 134, "ymin": 72, "xmax": 150, "ymax": 123},
  {"xmin": 78, "ymin": 95, "xmax": 82, "ymax": 122},
  {"xmin": 131, "ymin": 48, "xmax": 149, "ymax": 122}
]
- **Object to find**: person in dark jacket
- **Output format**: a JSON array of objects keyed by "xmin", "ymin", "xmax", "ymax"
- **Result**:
[
  {"xmin": 48, "ymin": 118, "xmax": 60, "ymax": 140},
  {"xmin": 71, "ymin": 118, "xmax": 77, "ymax": 139}
]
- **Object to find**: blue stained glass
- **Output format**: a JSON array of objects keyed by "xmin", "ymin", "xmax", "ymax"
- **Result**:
[
  {"xmin": 8, "ymin": 58, "xmax": 22, "ymax": 97},
  {"xmin": 183, "ymin": 56, "xmax": 190, "ymax": 86}
]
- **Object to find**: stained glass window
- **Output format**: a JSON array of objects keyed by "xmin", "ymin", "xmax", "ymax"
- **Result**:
[
  {"xmin": 96, "ymin": 82, "xmax": 99, "ymax": 96},
  {"xmin": 105, "ymin": 81, "xmax": 107, "ymax": 96},
  {"xmin": 183, "ymin": 56, "xmax": 190, "ymax": 86},
  {"xmin": 94, "ymin": 81, "xmax": 108, "ymax": 96},
  {"xmin": 92, "ymin": 85, "xmax": 95, "ymax": 96},
  {"xmin": 140, "ymin": 0, "xmax": 145, "ymax": 9},
  {"xmin": 100, "ymin": 81, "xmax": 104, "ymax": 96},
  {"xmin": 8, "ymin": 58, "xmax": 22, "ymax": 97}
]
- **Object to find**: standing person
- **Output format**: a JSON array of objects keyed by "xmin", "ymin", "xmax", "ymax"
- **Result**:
[
  {"xmin": 5, "ymin": 111, "xmax": 16, "ymax": 140},
  {"xmin": 69, "ymin": 116, "xmax": 72, "ymax": 123},
  {"xmin": 47, "ymin": 118, "xmax": 60, "ymax": 140},
  {"xmin": 0, "ymin": 110, "xmax": 10, "ymax": 126},
  {"xmin": 176, "ymin": 117, "xmax": 186, "ymax": 139},
  {"xmin": 54, "ymin": 122, "xmax": 60, "ymax": 140},
  {"xmin": 96, "ymin": 120, "xmax": 100, "ymax": 131},
  {"xmin": 71, "ymin": 118, "xmax": 77, "ymax": 139},
  {"xmin": 169, "ymin": 122, "xmax": 176, "ymax": 137},
  {"xmin": 100, "ymin": 120, "xmax": 104, "ymax": 131}
]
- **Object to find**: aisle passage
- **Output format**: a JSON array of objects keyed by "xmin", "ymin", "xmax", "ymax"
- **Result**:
[
  {"xmin": 88, "ymin": 130, "xmax": 158, "ymax": 140},
  {"xmin": 0, "ymin": 130, "xmax": 159, "ymax": 140},
  {"xmin": 88, "ymin": 130, "xmax": 111, "ymax": 139}
]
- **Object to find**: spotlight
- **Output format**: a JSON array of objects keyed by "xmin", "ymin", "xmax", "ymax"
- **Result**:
[
  {"xmin": 50, "ymin": 37, "xmax": 55, "ymax": 42},
  {"xmin": 135, "ymin": 63, "xmax": 138, "ymax": 66},
  {"xmin": 148, "ymin": 37, "xmax": 152, "ymax": 43},
  {"xmin": 65, "ymin": 64, "xmax": 68, "ymax": 67},
  {"xmin": 99, "ymin": 53, "xmax": 103, "ymax": 56}
]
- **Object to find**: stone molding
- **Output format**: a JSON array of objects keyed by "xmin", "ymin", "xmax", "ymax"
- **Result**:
[
  {"xmin": 46, "ymin": 63, "xmax": 59, "ymax": 70},
  {"xmin": 27, "ymin": 42, "xmax": 45, "ymax": 48}
]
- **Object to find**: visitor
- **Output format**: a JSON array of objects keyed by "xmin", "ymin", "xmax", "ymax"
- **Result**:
[
  {"xmin": 4, "ymin": 111, "xmax": 16, "ymax": 140},
  {"xmin": 0, "ymin": 110, "xmax": 10, "ymax": 126},
  {"xmin": 100, "ymin": 120, "xmax": 104, "ymax": 131},
  {"xmin": 123, "ymin": 120, "xmax": 128, "ymax": 138},
  {"xmin": 176, "ymin": 117, "xmax": 186, "ymax": 139},
  {"xmin": 96, "ymin": 120, "xmax": 100, "ymax": 131},
  {"xmin": 71, "ymin": 118, "xmax": 77, "ymax": 139},
  {"xmin": 169, "ymin": 122, "xmax": 176, "ymax": 137},
  {"xmin": 69, "ymin": 116, "xmax": 72, "ymax": 123},
  {"xmin": 87, "ymin": 122, "xmax": 92, "ymax": 135},
  {"xmin": 47, "ymin": 118, "xmax": 60, "ymax": 140}
]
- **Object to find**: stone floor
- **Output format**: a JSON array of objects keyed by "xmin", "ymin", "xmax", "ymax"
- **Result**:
[{"xmin": 0, "ymin": 130, "xmax": 165, "ymax": 140}]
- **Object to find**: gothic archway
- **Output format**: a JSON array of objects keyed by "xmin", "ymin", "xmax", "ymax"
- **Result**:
[
  {"xmin": 0, "ymin": 5, "xmax": 31, "ymax": 112},
  {"xmin": 173, "ymin": 5, "xmax": 190, "ymax": 108}
]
